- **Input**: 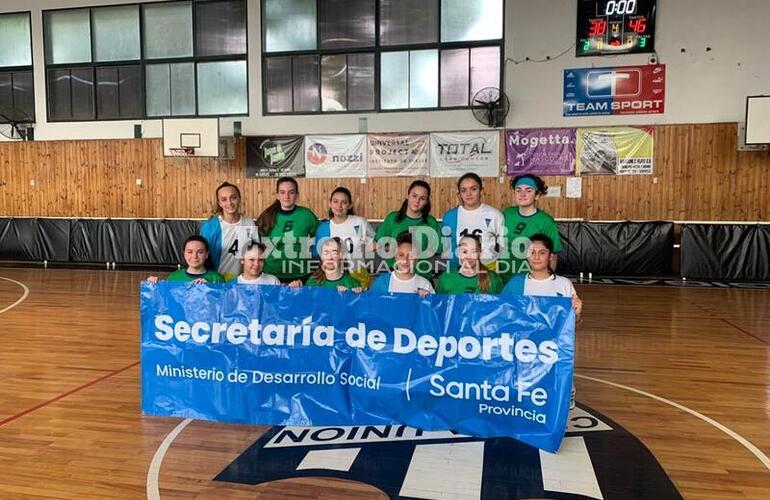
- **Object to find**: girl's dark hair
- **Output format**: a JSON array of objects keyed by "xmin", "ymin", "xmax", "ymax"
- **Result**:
[
  {"xmin": 257, "ymin": 177, "xmax": 299, "ymax": 235},
  {"xmin": 529, "ymin": 233, "xmax": 554, "ymax": 253},
  {"xmin": 396, "ymin": 231, "xmax": 413, "ymax": 247},
  {"xmin": 182, "ymin": 234, "xmax": 215, "ymax": 270},
  {"xmin": 396, "ymin": 180, "xmax": 432, "ymax": 223},
  {"xmin": 510, "ymin": 174, "xmax": 548, "ymax": 196},
  {"xmin": 459, "ymin": 234, "xmax": 490, "ymax": 293},
  {"xmin": 457, "ymin": 172, "xmax": 483, "ymax": 191},
  {"xmin": 528, "ymin": 233, "xmax": 554, "ymax": 273},
  {"xmin": 328, "ymin": 186, "xmax": 355, "ymax": 218},
  {"xmin": 312, "ymin": 236, "xmax": 344, "ymax": 285},
  {"xmin": 214, "ymin": 182, "xmax": 241, "ymax": 216},
  {"xmin": 244, "ymin": 240, "xmax": 267, "ymax": 255}
]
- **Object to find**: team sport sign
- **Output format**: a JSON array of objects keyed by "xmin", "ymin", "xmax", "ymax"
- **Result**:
[
  {"xmin": 304, "ymin": 135, "xmax": 367, "ymax": 178},
  {"xmin": 563, "ymin": 64, "xmax": 666, "ymax": 116},
  {"xmin": 141, "ymin": 283, "xmax": 575, "ymax": 452}
]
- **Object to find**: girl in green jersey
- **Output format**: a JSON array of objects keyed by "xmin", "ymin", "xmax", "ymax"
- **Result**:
[
  {"xmin": 147, "ymin": 235, "xmax": 224, "ymax": 284},
  {"xmin": 256, "ymin": 177, "xmax": 319, "ymax": 282},
  {"xmin": 500, "ymin": 174, "xmax": 562, "ymax": 282},
  {"xmin": 375, "ymin": 180, "xmax": 442, "ymax": 279},
  {"xmin": 437, "ymin": 234, "xmax": 502, "ymax": 294},
  {"xmin": 290, "ymin": 237, "xmax": 362, "ymax": 293}
]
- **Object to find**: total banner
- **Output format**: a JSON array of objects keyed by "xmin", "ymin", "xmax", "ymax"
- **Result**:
[
  {"xmin": 430, "ymin": 131, "xmax": 500, "ymax": 178},
  {"xmin": 505, "ymin": 128, "xmax": 576, "ymax": 176},
  {"xmin": 141, "ymin": 283, "xmax": 575, "ymax": 452},
  {"xmin": 305, "ymin": 135, "xmax": 367, "ymax": 178},
  {"xmin": 367, "ymin": 133, "xmax": 430, "ymax": 177},
  {"xmin": 245, "ymin": 136, "xmax": 305, "ymax": 178},
  {"xmin": 577, "ymin": 126, "xmax": 655, "ymax": 175}
]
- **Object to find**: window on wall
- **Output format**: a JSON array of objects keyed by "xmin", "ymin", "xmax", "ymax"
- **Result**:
[
  {"xmin": 261, "ymin": 0, "xmax": 503, "ymax": 114},
  {"xmin": 43, "ymin": 1, "xmax": 248, "ymax": 122},
  {"xmin": 0, "ymin": 12, "xmax": 35, "ymax": 123}
]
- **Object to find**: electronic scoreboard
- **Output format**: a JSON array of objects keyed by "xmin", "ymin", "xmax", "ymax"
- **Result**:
[{"xmin": 577, "ymin": 0, "xmax": 656, "ymax": 56}]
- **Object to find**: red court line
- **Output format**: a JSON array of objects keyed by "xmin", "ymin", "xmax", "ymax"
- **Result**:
[
  {"xmin": 721, "ymin": 319, "xmax": 768, "ymax": 345},
  {"xmin": 0, "ymin": 361, "xmax": 139, "ymax": 428}
]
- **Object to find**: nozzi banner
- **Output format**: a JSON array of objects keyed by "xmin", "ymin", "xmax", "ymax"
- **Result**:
[
  {"xmin": 245, "ymin": 136, "xmax": 305, "ymax": 178},
  {"xmin": 304, "ymin": 135, "xmax": 367, "ymax": 178},
  {"xmin": 141, "ymin": 283, "xmax": 575, "ymax": 452},
  {"xmin": 505, "ymin": 128, "xmax": 576, "ymax": 176},
  {"xmin": 563, "ymin": 64, "xmax": 666, "ymax": 117},
  {"xmin": 367, "ymin": 133, "xmax": 429, "ymax": 177},
  {"xmin": 430, "ymin": 131, "xmax": 500, "ymax": 177}
]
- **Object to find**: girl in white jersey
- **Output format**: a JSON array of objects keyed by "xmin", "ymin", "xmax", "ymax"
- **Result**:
[
  {"xmin": 315, "ymin": 187, "xmax": 375, "ymax": 288},
  {"xmin": 500, "ymin": 233, "xmax": 581, "ymax": 409},
  {"xmin": 441, "ymin": 173, "xmax": 504, "ymax": 271},
  {"xmin": 200, "ymin": 182, "xmax": 257, "ymax": 281},
  {"xmin": 235, "ymin": 241, "xmax": 281, "ymax": 285},
  {"xmin": 501, "ymin": 233, "xmax": 582, "ymax": 315},
  {"xmin": 369, "ymin": 232, "xmax": 434, "ymax": 298}
]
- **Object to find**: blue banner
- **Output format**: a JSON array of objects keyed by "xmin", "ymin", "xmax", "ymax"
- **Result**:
[
  {"xmin": 141, "ymin": 283, "xmax": 575, "ymax": 452},
  {"xmin": 563, "ymin": 65, "xmax": 666, "ymax": 117}
]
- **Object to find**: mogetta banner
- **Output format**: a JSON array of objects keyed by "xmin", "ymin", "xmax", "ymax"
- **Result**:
[{"xmin": 141, "ymin": 283, "xmax": 575, "ymax": 452}]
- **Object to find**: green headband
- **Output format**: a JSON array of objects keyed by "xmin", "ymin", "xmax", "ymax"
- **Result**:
[{"xmin": 514, "ymin": 178, "xmax": 539, "ymax": 190}]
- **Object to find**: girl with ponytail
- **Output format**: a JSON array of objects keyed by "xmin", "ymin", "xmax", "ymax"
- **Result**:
[
  {"xmin": 256, "ymin": 177, "xmax": 319, "ymax": 282},
  {"xmin": 374, "ymin": 180, "xmax": 442, "ymax": 280}
]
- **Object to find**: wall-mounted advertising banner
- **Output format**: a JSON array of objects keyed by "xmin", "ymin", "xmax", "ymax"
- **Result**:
[
  {"xmin": 505, "ymin": 128, "xmax": 576, "ymax": 176},
  {"xmin": 367, "ymin": 133, "xmax": 430, "ymax": 177},
  {"xmin": 563, "ymin": 64, "xmax": 665, "ymax": 117},
  {"xmin": 245, "ymin": 136, "xmax": 305, "ymax": 178},
  {"xmin": 141, "ymin": 283, "xmax": 575, "ymax": 452},
  {"xmin": 577, "ymin": 126, "xmax": 655, "ymax": 175},
  {"xmin": 304, "ymin": 135, "xmax": 367, "ymax": 178},
  {"xmin": 430, "ymin": 131, "xmax": 500, "ymax": 178}
]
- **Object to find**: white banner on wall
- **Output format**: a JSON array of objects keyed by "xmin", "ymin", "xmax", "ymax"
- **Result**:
[
  {"xmin": 304, "ymin": 135, "xmax": 367, "ymax": 178},
  {"xmin": 367, "ymin": 133, "xmax": 430, "ymax": 177},
  {"xmin": 429, "ymin": 131, "xmax": 500, "ymax": 177}
]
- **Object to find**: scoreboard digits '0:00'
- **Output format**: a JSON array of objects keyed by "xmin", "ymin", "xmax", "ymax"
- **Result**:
[{"xmin": 577, "ymin": 0, "xmax": 656, "ymax": 57}]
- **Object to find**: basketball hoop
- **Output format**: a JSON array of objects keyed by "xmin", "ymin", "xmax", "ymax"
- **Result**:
[
  {"xmin": 168, "ymin": 146, "xmax": 197, "ymax": 163},
  {"xmin": 169, "ymin": 146, "xmax": 196, "ymax": 156}
]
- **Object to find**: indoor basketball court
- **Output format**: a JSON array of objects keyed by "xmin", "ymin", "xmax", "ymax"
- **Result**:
[{"xmin": 1, "ymin": 1, "xmax": 769, "ymax": 499}]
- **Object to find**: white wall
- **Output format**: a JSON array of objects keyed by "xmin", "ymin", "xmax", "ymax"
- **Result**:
[{"xmin": 1, "ymin": 0, "xmax": 769, "ymax": 141}]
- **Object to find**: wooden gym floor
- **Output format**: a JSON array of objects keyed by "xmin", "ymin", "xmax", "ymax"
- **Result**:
[{"xmin": 0, "ymin": 268, "xmax": 767, "ymax": 499}]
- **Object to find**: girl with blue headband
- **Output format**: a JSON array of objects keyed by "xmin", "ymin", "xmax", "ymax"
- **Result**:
[{"xmin": 499, "ymin": 174, "xmax": 562, "ymax": 282}]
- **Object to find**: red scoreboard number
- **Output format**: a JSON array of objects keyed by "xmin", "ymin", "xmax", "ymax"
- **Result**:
[{"xmin": 577, "ymin": 0, "xmax": 656, "ymax": 56}]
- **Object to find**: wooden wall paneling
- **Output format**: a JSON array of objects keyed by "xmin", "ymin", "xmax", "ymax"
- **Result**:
[{"xmin": 0, "ymin": 124, "xmax": 769, "ymax": 221}]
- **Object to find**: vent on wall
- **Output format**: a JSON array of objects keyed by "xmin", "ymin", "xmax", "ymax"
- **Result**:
[{"xmin": 219, "ymin": 137, "xmax": 237, "ymax": 160}]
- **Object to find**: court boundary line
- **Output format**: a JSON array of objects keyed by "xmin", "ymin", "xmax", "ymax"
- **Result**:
[
  {"xmin": 0, "ymin": 361, "xmax": 139, "ymax": 428},
  {"xmin": 146, "ymin": 375, "xmax": 770, "ymax": 500},
  {"xmin": 576, "ymin": 373, "xmax": 770, "ymax": 470},
  {"xmin": 721, "ymin": 318, "xmax": 768, "ymax": 345},
  {"xmin": 147, "ymin": 418, "xmax": 193, "ymax": 500},
  {"xmin": 0, "ymin": 276, "xmax": 29, "ymax": 314}
]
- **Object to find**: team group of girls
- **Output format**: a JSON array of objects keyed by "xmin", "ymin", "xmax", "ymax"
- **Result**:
[{"xmin": 149, "ymin": 174, "xmax": 581, "ymax": 314}]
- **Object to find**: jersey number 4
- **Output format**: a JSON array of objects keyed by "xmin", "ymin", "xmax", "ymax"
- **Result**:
[{"xmin": 228, "ymin": 240, "xmax": 239, "ymax": 255}]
